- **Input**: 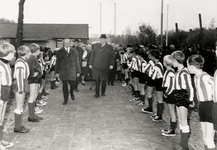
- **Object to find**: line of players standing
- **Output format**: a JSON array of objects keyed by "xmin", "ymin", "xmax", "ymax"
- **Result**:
[{"xmin": 118, "ymin": 44, "xmax": 217, "ymax": 150}]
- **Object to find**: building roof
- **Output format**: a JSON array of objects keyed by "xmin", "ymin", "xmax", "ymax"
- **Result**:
[{"xmin": 0, "ymin": 23, "xmax": 89, "ymax": 39}]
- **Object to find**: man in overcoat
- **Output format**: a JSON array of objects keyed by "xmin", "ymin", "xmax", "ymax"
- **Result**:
[
  {"xmin": 89, "ymin": 34, "xmax": 115, "ymax": 98},
  {"xmin": 55, "ymin": 39, "xmax": 81, "ymax": 105},
  {"xmin": 73, "ymin": 39, "xmax": 83, "ymax": 92}
]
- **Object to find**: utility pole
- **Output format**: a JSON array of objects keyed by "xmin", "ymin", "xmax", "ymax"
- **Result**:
[
  {"xmin": 100, "ymin": 3, "xmax": 102, "ymax": 34},
  {"xmin": 175, "ymin": 23, "xmax": 180, "ymax": 47},
  {"xmin": 199, "ymin": 13, "xmax": 203, "ymax": 48},
  {"xmin": 160, "ymin": 0, "xmax": 163, "ymax": 47},
  {"xmin": 166, "ymin": 5, "xmax": 169, "ymax": 46},
  {"xmin": 114, "ymin": 3, "xmax": 116, "ymax": 35}
]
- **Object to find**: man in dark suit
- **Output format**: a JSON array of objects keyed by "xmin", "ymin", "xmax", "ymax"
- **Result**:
[
  {"xmin": 73, "ymin": 39, "xmax": 83, "ymax": 92},
  {"xmin": 108, "ymin": 43, "xmax": 120, "ymax": 85},
  {"xmin": 55, "ymin": 39, "xmax": 81, "ymax": 105},
  {"xmin": 89, "ymin": 34, "xmax": 115, "ymax": 98}
]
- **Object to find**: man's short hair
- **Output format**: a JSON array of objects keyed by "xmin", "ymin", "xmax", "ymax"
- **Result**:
[
  {"xmin": 64, "ymin": 38, "xmax": 71, "ymax": 44},
  {"xmin": 74, "ymin": 38, "xmax": 81, "ymax": 42},
  {"xmin": 30, "ymin": 43, "xmax": 40, "ymax": 53},
  {"xmin": 0, "ymin": 42, "xmax": 15, "ymax": 57}
]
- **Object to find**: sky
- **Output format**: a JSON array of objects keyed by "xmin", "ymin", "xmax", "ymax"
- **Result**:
[{"xmin": 0, "ymin": 0, "xmax": 217, "ymax": 37}]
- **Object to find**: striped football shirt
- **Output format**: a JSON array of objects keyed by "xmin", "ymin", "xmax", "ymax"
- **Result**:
[
  {"xmin": 14, "ymin": 57, "xmax": 30, "ymax": 92},
  {"xmin": 162, "ymin": 68, "xmax": 175, "ymax": 96},
  {"xmin": 0, "ymin": 59, "xmax": 12, "ymax": 86},
  {"xmin": 194, "ymin": 72, "xmax": 214, "ymax": 102},
  {"xmin": 174, "ymin": 67, "xmax": 194, "ymax": 101},
  {"xmin": 151, "ymin": 61, "xmax": 164, "ymax": 80}
]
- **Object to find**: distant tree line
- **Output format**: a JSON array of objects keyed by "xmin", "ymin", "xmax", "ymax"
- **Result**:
[
  {"xmin": 0, "ymin": 18, "xmax": 16, "ymax": 24},
  {"xmin": 111, "ymin": 18, "xmax": 217, "ymax": 49}
]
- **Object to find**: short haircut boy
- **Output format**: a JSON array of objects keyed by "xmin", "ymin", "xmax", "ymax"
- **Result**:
[
  {"xmin": 163, "ymin": 55, "xmax": 173, "ymax": 67},
  {"xmin": 17, "ymin": 45, "xmax": 30, "ymax": 57},
  {"xmin": 149, "ymin": 49, "xmax": 161, "ymax": 60},
  {"xmin": 171, "ymin": 50, "xmax": 185, "ymax": 64},
  {"xmin": 187, "ymin": 54, "xmax": 204, "ymax": 69},
  {"xmin": 30, "ymin": 43, "xmax": 40, "ymax": 53},
  {"xmin": 138, "ymin": 49, "xmax": 146, "ymax": 59},
  {"xmin": 0, "ymin": 42, "xmax": 15, "ymax": 57}
]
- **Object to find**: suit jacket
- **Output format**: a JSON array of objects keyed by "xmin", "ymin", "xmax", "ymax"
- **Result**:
[
  {"xmin": 89, "ymin": 43, "xmax": 115, "ymax": 80},
  {"xmin": 55, "ymin": 47, "xmax": 81, "ymax": 81},
  {"xmin": 73, "ymin": 45, "xmax": 83, "ymax": 67}
]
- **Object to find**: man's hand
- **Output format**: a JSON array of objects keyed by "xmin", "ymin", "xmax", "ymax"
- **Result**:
[
  {"xmin": 89, "ymin": 65, "xmax": 93, "ymax": 69},
  {"xmin": 163, "ymin": 94, "xmax": 168, "ymax": 98},
  {"xmin": 77, "ymin": 73, "xmax": 80, "ymax": 77},
  {"xmin": 55, "ymin": 74, "xmax": 59, "ymax": 78},
  {"xmin": 109, "ymin": 65, "xmax": 113, "ymax": 70}
]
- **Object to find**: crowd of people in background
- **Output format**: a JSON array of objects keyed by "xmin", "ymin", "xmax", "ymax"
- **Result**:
[{"xmin": 1, "ymin": 34, "xmax": 217, "ymax": 150}]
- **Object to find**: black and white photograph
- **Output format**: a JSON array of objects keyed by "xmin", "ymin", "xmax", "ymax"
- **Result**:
[{"xmin": 0, "ymin": 0, "xmax": 217, "ymax": 149}]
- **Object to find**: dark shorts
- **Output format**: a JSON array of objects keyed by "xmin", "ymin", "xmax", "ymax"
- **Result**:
[
  {"xmin": 174, "ymin": 90, "xmax": 189, "ymax": 108},
  {"xmin": 146, "ymin": 76, "xmax": 154, "ymax": 87},
  {"xmin": 28, "ymin": 76, "xmax": 40, "ymax": 84},
  {"xmin": 163, "ymin": 88, "xmax": 175, "ymax": 104},
  {"xmin": 50, "ymin": 66, "xmax": 55, "ymax": 72},
  {"xmin": 131, "ymin": 71, "xmax": 134, "ymax": 79},
  {"xmin": 133, "ymin": 71, "xmax": 140, "ymax": 78},
  {"xmin": 139, "ymin": 72, "xmax": 147, "ymax": 84},
  {"xmin": 154, "ymin": 78, "xmax": 163, "ymax": 91},
  {"xmin": 199, "ymin": 101, "xmax": 213, "ymax": 123},
  {"xmin": 123, "ymin": 63, "xmax": 128, "ymax": 69},
  {"xmin": 41, "ymin": 71, "xmax": 46, "ymax": 79},
  {"xmin": 212, "ymin": 102, "xmax": 217, "ymax": 130},
  {"xmin": 1, "ymin": 86, "xmax": 10, "ymax": 102}
]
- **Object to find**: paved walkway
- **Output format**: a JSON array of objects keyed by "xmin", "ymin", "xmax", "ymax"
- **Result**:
[{"xmin": 3, "ymin": 82, "xmax": 204, "ymax": 150}]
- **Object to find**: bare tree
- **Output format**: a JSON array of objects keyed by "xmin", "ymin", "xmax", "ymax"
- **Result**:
[
  {"xmin": 209, "ymin": 18, "xmax": 216, "ymax": 29},
  {"xmin": 138, "ymin": 23, "xmax": 157, "ymax": 46},
  {"xmin": 16, "ymin": 0, "xmax": 25, "ymax": 48}
]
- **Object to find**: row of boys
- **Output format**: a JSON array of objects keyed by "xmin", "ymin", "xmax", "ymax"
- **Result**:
[
  {"xmin": 121, "ymin": 46, "xmax": 217, "ymax": 150},
  {"xmin": 0, "ymin": 42, "xmax": 48, "ymax": 149}
]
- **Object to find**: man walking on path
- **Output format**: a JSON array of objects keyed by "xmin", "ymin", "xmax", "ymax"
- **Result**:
[
  {"xmin": 89, "ymin": 34, "xmax": 115, "ymax": 98},
  {"xmin": 73, "ymin": 39, "xmax": 83, "ymax": 92},
  {"xmin": 55, "ymin": 39, "xmax": 81, "ymax": 105}
]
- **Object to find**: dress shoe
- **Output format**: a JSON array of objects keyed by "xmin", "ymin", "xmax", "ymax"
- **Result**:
[
  {"xmin": 94, "ymin": 94, "xmax": 99, "ymax": 98},
  {"xmin": 62, "ymin": 101, "xmax": 68, "ymax": 105},
  {"xmin": 44, "ymin": 91, "xmax": 50, "ymax": 96},
  {"xmin": 101, "ymin": 93, "xmax": 106, "ymax": 96},
  {"xmin": 35, "ymin": 115, "xmax": 43, "ymax": 120},
  {"xmin": 75, "ymin": 88, "xmax": 79, "ymax": 92},
  {"xmin": 28, "ymin": 117, "xmax": 40, "ymax": 122},
  {"xmin": 71, "ymin": 94, "xmax": 75, "ymax": 100},
  {"xmin": 21, "ymin": 126, "xmax": 30, "ymax": 132},
  {"xmin": 14, "ymin": 126, "xmax": 30, "ymax": 133}
]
